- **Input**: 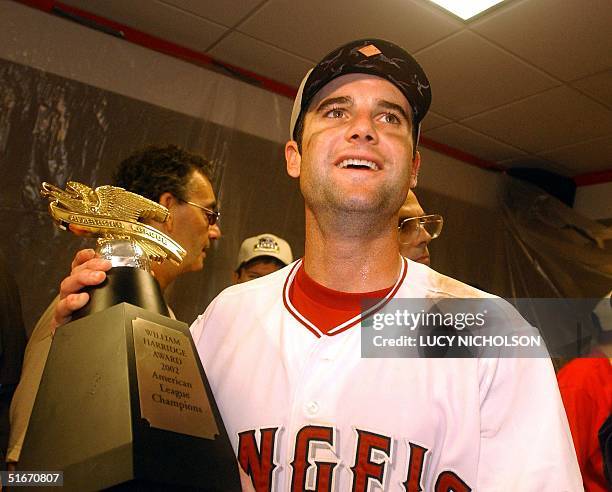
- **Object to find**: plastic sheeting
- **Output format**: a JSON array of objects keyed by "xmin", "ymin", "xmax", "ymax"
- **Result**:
[
  {"xmin": 500, "ymin": 177, "xmax": 611, "ymax": 300},
  {"xmin": 500, "ymin": 178, "xmax": 611, "ymax": 362}
]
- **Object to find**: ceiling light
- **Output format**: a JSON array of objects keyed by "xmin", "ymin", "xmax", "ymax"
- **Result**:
[{"xmin": 426, "ymin": 0, "xmax": 507, "ymax": 20}]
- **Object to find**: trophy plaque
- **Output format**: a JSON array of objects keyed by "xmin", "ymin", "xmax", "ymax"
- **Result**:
[{"xmin": 18, "ymin": 182, "xmax": 240, "ymax": 491}]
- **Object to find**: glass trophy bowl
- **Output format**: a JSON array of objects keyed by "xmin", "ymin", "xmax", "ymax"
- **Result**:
[{"xmin": 98, "ymin": 238, "xmax": 152, "ymax": 270}]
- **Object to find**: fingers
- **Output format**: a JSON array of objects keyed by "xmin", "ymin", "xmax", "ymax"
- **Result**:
[
  {"xmin": 72, "ymin": 257, "xmax": 113, "ymax": 277},
  {"xmin": 51, "ymin": 292, "xmax": 90, "ymax": 333},
  {"xmin": 52, "ymin": 249, "xmax": 113, "ymax": 332},
  {"xmin": 70, "ymin": 248, "xmax": 96, "ymax": 270},
  {"xmin": 68, "ymin": 224, "xmax": 95, "ymax": 237},
  {"xmin": 59, "ymin": 262, "xmax": 110, "ymax": 301}
]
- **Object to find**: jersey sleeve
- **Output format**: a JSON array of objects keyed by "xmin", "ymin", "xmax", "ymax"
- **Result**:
[
  {"xmin": 476, "ymin": 355, "xmax": 584, "ymax": 491},
  {"xmin": 189, "ymin": 292, "xmax": 219, "ymax": 349},
  {"xmin": 189, "ymin": 288, "xmax": 237, "ymax": 373}
]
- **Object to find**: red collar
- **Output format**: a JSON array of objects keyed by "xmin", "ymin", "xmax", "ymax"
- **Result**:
[{"xmin": 283, "ymin": 257, "xmax": 408, "ymax": 337}]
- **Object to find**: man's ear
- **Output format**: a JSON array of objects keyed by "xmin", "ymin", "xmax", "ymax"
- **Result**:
[
  {"xmin": 232, "ymin": 271, "xmax": 240, "ymax": 284},
  {"xmin": 409, "ymin": 151, "xmax": 421, "ymax": 188},
  {"xmin": 158, "ymin": 192, "xmax": 176, "ymax": 232},
  {"xmin": 285, "ymin": 140, "xmax": 302, "ymax": 178}
]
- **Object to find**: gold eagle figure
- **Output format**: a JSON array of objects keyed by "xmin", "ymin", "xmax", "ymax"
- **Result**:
[
  {"xmin": 41, "ymin": 181, "xmax": 169, "ymax": 223},
  {"xmin": 40, "ymin": 181, "xmax": 185, "ymax": 265}
]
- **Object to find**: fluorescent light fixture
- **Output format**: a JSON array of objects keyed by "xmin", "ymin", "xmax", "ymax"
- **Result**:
[{"xmin": 427, "ymin": 0, "xmax": 507, "ymax": 20}]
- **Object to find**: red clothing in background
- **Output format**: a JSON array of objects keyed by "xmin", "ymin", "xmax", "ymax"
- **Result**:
[{"xmin": 558, "ymin": 354, "xmax": 612, "ymax": 492}]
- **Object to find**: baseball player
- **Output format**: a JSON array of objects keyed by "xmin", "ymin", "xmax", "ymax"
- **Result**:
[
  {"xmin": 398, "ymin": 191, "xmax": 442, "ymax": 265},
  {"xmin": 190, "ymin": 39, "xmax": 581, "ymax": 490},
  {"xmin": 56, "ymin": 40, "xmax": 581, "ymax": 490},
  {"xmin": 233, "ymin": 233, "xmax": 294, "ymax": 284}
]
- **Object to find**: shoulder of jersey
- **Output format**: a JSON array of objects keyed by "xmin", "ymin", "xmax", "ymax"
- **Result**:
[
  {"xmin": 405, "ymin": 258, "xmax": 496, "ymax": 299},
  {"xmin": 406, "ymin": 260, "xmax": 534, "ymax": 329}
]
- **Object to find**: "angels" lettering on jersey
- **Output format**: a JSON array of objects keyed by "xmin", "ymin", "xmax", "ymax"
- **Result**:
[{"xmin": 237, "ymin": 425, "xmax": 471, "ymax": 491}]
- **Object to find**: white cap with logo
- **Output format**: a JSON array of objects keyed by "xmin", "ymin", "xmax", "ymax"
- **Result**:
[{"xmin": 235, "ymin": 233, "xmax": 293, "ymax": 270}]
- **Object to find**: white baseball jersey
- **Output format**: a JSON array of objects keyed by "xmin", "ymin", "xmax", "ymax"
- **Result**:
[{"xmin": 191, "ymin": 258, "xmax": 582, "ymax": 491}]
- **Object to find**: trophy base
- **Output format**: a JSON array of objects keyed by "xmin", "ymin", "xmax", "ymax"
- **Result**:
[
  {"xmin": 19, "ymin": 303, "xmax": 240, "ymax": 491},
  {"xmin": 73, "ymin": 266, "xmax": 169, "ymax": 319}
]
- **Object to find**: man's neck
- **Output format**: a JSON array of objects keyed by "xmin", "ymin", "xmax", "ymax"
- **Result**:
[
  {"xmin": 151, "ymin": 262, "xmax": 178, "ymax": 293},
  {"xmin": 302, "ymin": 210, "xmax": 401, "ymax": 293}
]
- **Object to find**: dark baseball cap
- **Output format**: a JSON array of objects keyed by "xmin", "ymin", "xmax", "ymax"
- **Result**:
[{"xmin": 290, "ymin": 38, "xmax": 432, "ymax": 147}]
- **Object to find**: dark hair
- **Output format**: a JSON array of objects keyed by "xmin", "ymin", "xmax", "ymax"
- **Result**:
[
  {"xmin": 293, "ymin": 106, "xmax": 418, "ymax": 156},
  {"xmin": 294, "ymin": 114, "xmax": 306, "ymax": 154},
  {"xmin": 113, "ymin": 144, "xmax": 214, "ymax": 202},
  {"xmin": 236, "ymin": 256, "xmax": 287, "ymax": 274}
]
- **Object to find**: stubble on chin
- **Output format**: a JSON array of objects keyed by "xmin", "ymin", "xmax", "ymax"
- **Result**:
[{"xmin": 303, "ymin": 184, "xmax": 403, "ymax": 241}]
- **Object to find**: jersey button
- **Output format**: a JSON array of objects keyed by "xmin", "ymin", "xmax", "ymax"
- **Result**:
[{"xmin": 305, "ymin": 401, "xmax": 319, "ymax": 416}]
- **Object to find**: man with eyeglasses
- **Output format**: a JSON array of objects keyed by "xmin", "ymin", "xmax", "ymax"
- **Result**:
[
  {"xmin": 6, "ymin": 144, "xmax": 221, "ymax": 469},
  {"xmin": 398, "ymin": 190, "xmax": 442, "ymax": 265}
]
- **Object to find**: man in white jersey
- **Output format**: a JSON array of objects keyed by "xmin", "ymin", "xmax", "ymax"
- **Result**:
[
  {"xmin": 190, "ymin": 39, "xmax": 581, "ymax": 490},
  {"xmin": 56, "ymin": 39, "xmax": 581, "ymax": 490}
]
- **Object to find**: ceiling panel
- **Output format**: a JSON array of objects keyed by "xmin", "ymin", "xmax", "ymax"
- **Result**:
[
  {"xmin": 60, "ymin": 0, "xmax": 228, "ymax": 52},
  {"xmin": 160, "ymin": 0, "xmax": 264, "ymax": 27},
  {"xmin": 420, "ymin": 112, "xmax": 452, "ymax": 132},
  {"xmin": 539, "ymin": 135, "xmax": 612, "ymax": 174},
  {"xmin": 424, "ymin": 123, "xmax": 526, "ymax": 162},
  {"xmin": 208, "ymin": 32, "xmax": 313, "ymax": 87},
  {"xmin": 462, "ymin": 86, "xmax": 612, "ymax": 157},
  {"xmin": 472, "ymin": 0, "xmax": 612, "ymax": 81},
  {"xmin": 572, "ymin": 70, "xmax": 612, "ymax": 109},
  {"xmin": 237, "ymin": 0, "xmax": 463, "ymax": 61},
  {"xmin": 416, "ymin": 30, "xmax": 559, "ymax": 120}
]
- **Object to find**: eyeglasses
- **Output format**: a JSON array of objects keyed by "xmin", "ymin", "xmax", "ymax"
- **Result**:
[
  {"xmin": 180, "ymin": 199, "xmax": 220, "ymax": 226},
  {"xmin": 398, "ymin": 214, "xmax": 443, "ymax": 244}
]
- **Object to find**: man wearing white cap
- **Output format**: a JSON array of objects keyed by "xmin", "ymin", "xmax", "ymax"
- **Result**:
[{"xmin": 233, "ymin": 234, "xmax": 293, "ymax": 284}]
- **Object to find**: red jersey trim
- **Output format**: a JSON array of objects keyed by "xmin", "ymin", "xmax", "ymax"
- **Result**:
[
  {"xmin": 282, "ymin": 261, "xmax": 322, "ymax": 338},
  {"xmin": 282, "ymin": 257, "xmax": 408, "ymax": 338}
]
